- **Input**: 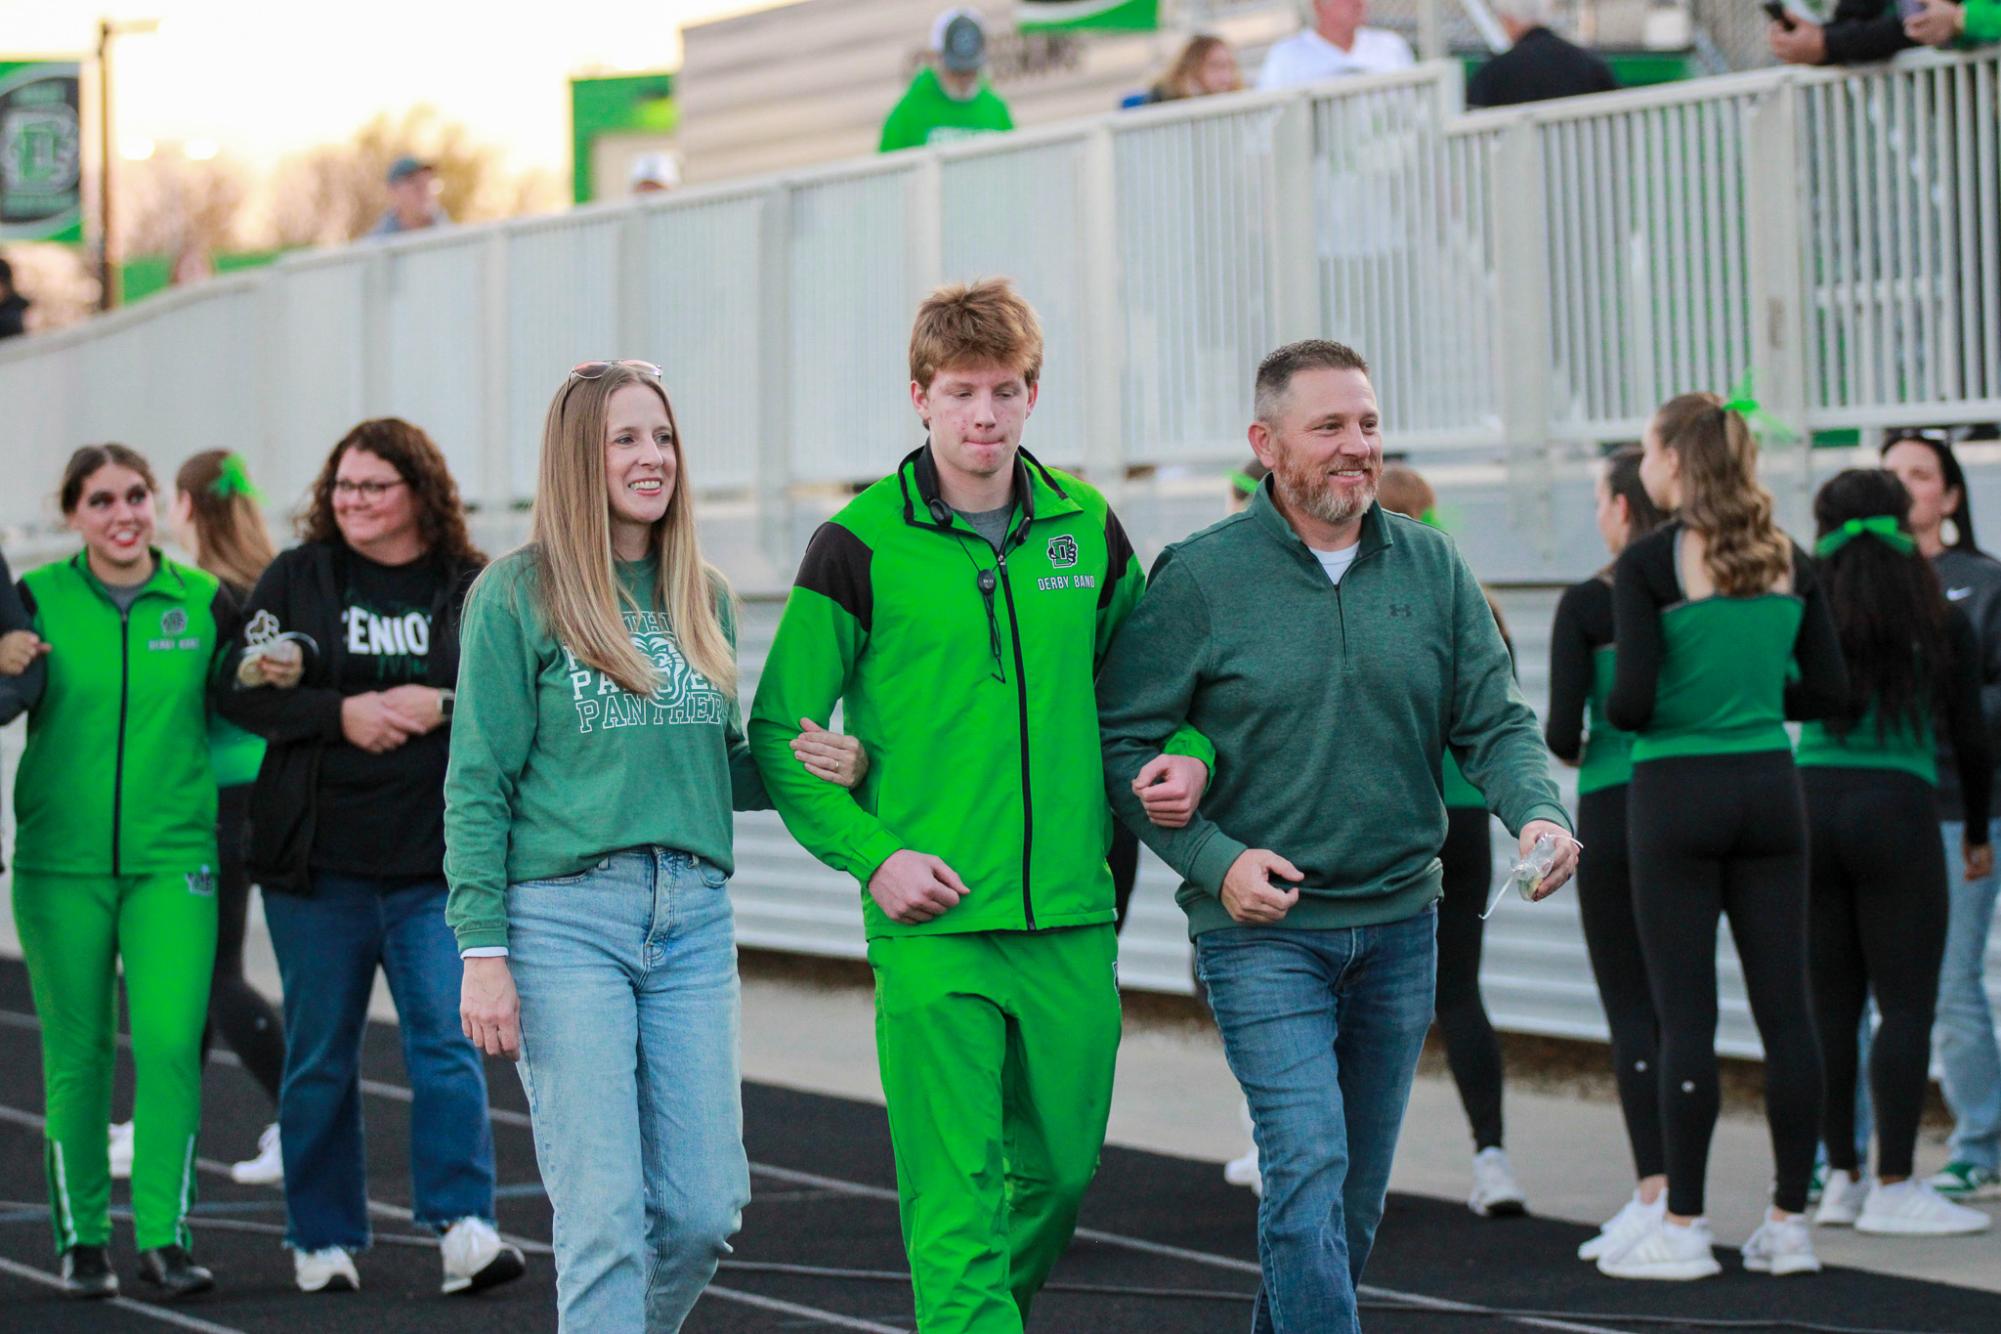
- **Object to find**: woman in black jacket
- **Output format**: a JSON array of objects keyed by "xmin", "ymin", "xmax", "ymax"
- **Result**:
[
  {"xmin": 220, "ymin": 419, "xmax": 524, "ymax": 1299},
  {"xmin": 0, "ymin": 547, "xmax": 49, "ymax": 856}
]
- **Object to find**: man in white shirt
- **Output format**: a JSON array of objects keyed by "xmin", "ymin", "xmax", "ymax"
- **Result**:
[{"xmin": 1257, "ymin": 0, "xmax": 1417, "ymax": 89}]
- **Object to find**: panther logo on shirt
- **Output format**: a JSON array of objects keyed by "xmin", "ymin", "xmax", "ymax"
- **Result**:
[
  {"xmin": 161, "ymin": 608, "xmax": 187, "ymax": 636},
  {"xmin": 245, "ymin": 610, "xmax": 281, "ymax": 645},
  {"xmin": 562, "ymin": 611, "xmax": 728, "ymax": 734},
  {"xmin": 1046, "ymin": 535, "xmax": 1079, "ymax": 569}
]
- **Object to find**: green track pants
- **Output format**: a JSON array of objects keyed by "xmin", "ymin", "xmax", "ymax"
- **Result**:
[
  {"xmin": 868, "ymin": 924, "xmax": 1121, "ymax": 1334},
  {"xmin": 13, "ymin": 869, "xmax": 218, "ymax": 1253}
]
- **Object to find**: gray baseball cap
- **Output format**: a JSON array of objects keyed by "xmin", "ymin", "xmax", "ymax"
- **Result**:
[{"xmin": 932, "ymin": 9, "xmax": 988, "ymax": 74}]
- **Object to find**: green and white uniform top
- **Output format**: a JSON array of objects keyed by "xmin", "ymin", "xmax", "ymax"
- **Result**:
[{"xmin": 1607, "ymin": 521, "xmax": 1848, "ymax": 758}]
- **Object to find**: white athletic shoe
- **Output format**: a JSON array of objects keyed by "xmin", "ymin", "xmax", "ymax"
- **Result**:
[
  {"xmin": 1856, "ymin": 1180, "xmax": 1994, "ymax": 1236},
  {"xmin": 230, "ymin": 1123, "xmax": 283, "ymax": 1186},
  {"xmin": 1813, "ymin": 1169, "xmax": 1865, "ymax": 1227},
  {"xmin": 1741, "ymin": 1213, "xmax": 1822, "ymax": 1275},
  {"xmin": 1596, "ymin": 1216, "xmax": 1722, "ymax": 1281},
  {"xmin": 1469, "ymin": 1147, "xmax": 1528, "ymax": 1218},
  {"xmin": 440, "ymin": 1217, "xmax": 526, "ymax": 1295},
  {"xmin": 293, "ymin": 1247, "xmax": 359, "ymax": 1293},
  {"xmin": 1578, "ymin": 1190, "xmax": 1665, "ymax": 1261},
  {"xmin": 107, "ymin": 1122, "xmax": 133, "ymax": 1181},
  {"xmin": 1223, "ymin": 1145, "xmax": 1263, "ymax": 1197}
]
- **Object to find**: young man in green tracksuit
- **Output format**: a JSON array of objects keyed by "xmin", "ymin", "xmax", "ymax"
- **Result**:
[
  {"xmin": 1096, "ymin": 341, "xmax": 1576, "ymax": 1333},
  {"xmin": 750, "ymin": 279, "xmax": 1209, "ymax": 1333}
]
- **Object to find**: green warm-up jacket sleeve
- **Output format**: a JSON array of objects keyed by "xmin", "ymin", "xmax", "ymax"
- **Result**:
[
  {"xmin": 1963, "ymin": 0, "xmax": 2001, "ymax": 43},
  {"xmin": 1444, "ymin": 551, "xmax": 1571, "ymax": 837},
  {"xmin": 749, "ymin": 524, "xmax": 905, "ymax": 887},
  {"xmin": 443, "ymin": 570, "xmax": 542, "ymax": 952},
  {"xmin": 1098, "ymin": 551, "xmax": 1246, "ymax": 897},
  {"xmin": 1097, "ymin": 515, "xmax": 1215, "ymax": 772}
]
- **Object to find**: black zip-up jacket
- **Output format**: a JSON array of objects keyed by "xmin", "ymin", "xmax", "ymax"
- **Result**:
[
  {"xmin": 0, "ymin": 550, "xmax": 47, "ymax": 870},
  {"xmin": 217, "ymin": 540, "xmax": 480, "ymax": 896},
  {"xmin": 1931, "ymin": 546, "xmax": 2001, "ymax": 821}
]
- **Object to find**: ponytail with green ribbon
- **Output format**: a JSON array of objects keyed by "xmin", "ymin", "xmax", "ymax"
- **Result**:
[
  {"xmin": 1718, "ymin": 371, "xmax": 1799, "ymax": 444},
  {"xmin": 208, "ymin": 453, "xmax": 262, "ymax": 502},
  {"xmin": 1814, "ymin": 515, "xmax": 1915, "ymax": 558}
]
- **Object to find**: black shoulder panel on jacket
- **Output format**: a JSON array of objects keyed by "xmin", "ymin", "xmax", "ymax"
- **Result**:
[
  {"xmin": 1100, "ymin": 509, "xmax": 1136, "ymax": 610},
  {"xmin": 797, "ymin": 522, "xmax": 875, "ymax": 631}
]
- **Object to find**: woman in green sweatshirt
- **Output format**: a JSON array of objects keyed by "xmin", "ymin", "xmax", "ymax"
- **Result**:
[
  {"xmin": 14, "ymin": 444, "xmax": 240, "ymax": 1301},
  {"xmin": 446, "ymin": 361, "xmax": 866, "ymax": 1333}
]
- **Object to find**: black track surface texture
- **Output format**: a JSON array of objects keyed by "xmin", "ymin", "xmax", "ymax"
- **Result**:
[{"xmin": 1, "ymin": 956, "xmax": 1995, "ymax": 1332}]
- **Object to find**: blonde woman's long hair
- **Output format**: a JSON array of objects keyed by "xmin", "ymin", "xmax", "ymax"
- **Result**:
[
  {"xmin": 524, "ymin": 364, "xmax": 736, "ymax": 699},
  {"xmin": 1653, "ymin": 392, "xmax": 1792, "ymax": 597}
]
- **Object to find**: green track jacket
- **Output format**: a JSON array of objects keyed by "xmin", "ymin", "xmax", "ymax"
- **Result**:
[
  {"xmin": 749, "ymin": 446, "xmax": 1208, "ymax": 940},
  {"xmin": 14, "ymin": 551, "xmax": 237, "ymax": 876}
]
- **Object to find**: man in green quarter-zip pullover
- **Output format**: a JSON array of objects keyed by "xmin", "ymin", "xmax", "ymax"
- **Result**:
[
  {"xmin": 1097, "ymin": 340, "xmax": 1576, "ymax": 1334},
  {"xmin": 750, "ymin": 280, "xmax": 1210, "ymax": 1334}
]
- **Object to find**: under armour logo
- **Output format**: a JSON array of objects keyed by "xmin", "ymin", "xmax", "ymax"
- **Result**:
[{"xmin": 1388, "ymin": 604, "xmax": 1413, "ymax": 619}]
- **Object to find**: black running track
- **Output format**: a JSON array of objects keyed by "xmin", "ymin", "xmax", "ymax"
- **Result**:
[{"xmin": 1, "ymin": 957, "xmax": 1996, "ymax": 1334}]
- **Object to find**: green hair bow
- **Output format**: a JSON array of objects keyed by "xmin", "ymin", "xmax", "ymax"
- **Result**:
[
  {"xmin": 208, "ymin": 453, "xmax": 262, "ymax": 502},
  {"xmin": 1814, "ymin": 515, "xmax": 1915, "ymax": 558},
  {"xmin": 1718, "ymin": 371, "xmax": 1799, "ymax": 444}
]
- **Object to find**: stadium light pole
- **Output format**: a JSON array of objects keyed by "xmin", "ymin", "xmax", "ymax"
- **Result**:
[{"xmin": 97, "ymin": 16, "xmax": 161, "ymax": 312}]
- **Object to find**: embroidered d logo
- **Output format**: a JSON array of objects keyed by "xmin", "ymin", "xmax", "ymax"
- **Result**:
[{"xmin": 1046, "ymin": 535, "xmax": 1079, "ymax": 569}]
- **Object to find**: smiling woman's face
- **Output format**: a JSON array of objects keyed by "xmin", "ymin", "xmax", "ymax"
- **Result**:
[{"xmin": 68, "ymin": 462, "xmax": 156, "ymax": 579}]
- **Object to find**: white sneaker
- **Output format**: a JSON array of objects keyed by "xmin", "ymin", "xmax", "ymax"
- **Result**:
[
  {"xmin": 293, "ymin": 1247, "xmax": 359, "ymax": 1293},
  {"xmin": 107, "ymin": 1122, "xmax": 133, "ymax": 1181},
  {"xmin": 1856, "ymin": 1180, "xmax": 1994, "ymax": 1236},
  {"xmin": 1578, "ymin": 1190, "xmax": 1665, "ymax": 1261},
  {"xmin": 1469, "ymin": 1147, "xmax": 1528, "ymax": 1218},
  {"xmin": 440, "ymin": 1217, "xmax": 526, "ymax": 1295},
  {"xmin": 1597, "ymin": 1217, "xmax": 1723, "ymax": 1280},
  {"xmin": 1223, "ymin": 1145, "xmax": 1262, "ymax": 1197},
  {"xmin": 1813, "ymin": 1169, "xmax": 1865, "ymax": 1227},
  {"xmin": 230, "ymin": 1123, "xmax": 283, "ymax": 1186},
  {"xmin": 1741, "ymin": 1213, "xmax": 1823, "ymax": 1275}
]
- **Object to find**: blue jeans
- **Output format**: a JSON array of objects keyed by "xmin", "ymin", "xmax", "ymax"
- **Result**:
[
  {"xmin": 1196, "ymin": 905, "xmax": 1437, "ymax": 1334},
  {"xmin": 509, "ymin": 847, "xmax": 748, "ymax": 1334},
  {"xmin": 1938, "ymin": 819, "xmax": 2001, "ymax": 1171},
  {"xmin": 264, "ymin": 875, "xmax": 498, "ymax": 1250}
]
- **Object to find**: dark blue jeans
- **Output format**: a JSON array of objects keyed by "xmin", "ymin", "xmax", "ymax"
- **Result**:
[
  {"xmin": 1196, "ymin": 905, "xmax": 1437, "ymax": 1334},
  {"xmin": 264, "ymin": 874, "xmax": 497, "ymax": 1251}
]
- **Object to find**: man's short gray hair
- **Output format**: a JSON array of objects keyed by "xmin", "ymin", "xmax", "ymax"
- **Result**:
[
  {"xmin": 1492, "ymin": 0, "xmax": 1556, "ymax": 26},
  {"xmin": 1254, "ymin": 340, "xmax": 1372, "ymax": 424}
]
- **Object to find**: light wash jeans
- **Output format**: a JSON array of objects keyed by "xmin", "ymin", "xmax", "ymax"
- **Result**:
[
  {"xmin": 508, "ymin": 847, "xmax": 749, "ymax": 1333},
  {"xmin": 1937, "ymin": 819, "xmax": 2001, "ymax": 1172},
  {"xmin": 1195, "ymin": 904, "xmax": 1438, "ymax": 1334}
]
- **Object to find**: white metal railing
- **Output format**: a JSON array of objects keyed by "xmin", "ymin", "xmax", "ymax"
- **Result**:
[{"xmin": 6, "ymin": 53, "xmax": 1999, "ymax": 555}]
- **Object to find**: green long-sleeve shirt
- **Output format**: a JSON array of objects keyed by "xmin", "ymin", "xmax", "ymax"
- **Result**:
[
  {"xmin": 1097, "ymin": 488, "xmax": 1568, "ymax": 937},
  {"xmin": 444, "ymin": 550, "xmax": 768, "ymax": 951},
  {"xmin": 1965, "ymin": 0, "xmax": 2001, "ymax": 42}
]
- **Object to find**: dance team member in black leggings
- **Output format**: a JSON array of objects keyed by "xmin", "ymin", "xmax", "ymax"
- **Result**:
[
  {"xmin": 1797, "ymin": 468, "xmax": 1993, "ymax": 1238},
  {"xmin": 170, "ymin": 450, "xmax": 289, "ymax": 1185},
  {"xmin": 1600, "ymin": 393, "xmax": 1847, "ymax": 1281},
  {"xmin": 1377, "ymin": 465, "xmax": 1526, "ymax": 1217},
  {"xmin": 1547, "ymin": 445, "xmax": 1669, "ymax": 1260}
]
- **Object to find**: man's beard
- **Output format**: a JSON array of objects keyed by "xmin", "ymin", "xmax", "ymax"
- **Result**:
[{"xmin": 1274, "ymin": 454, "xmax": 1377, "ymax": 526}]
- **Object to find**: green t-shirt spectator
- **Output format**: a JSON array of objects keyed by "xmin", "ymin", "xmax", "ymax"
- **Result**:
[{"xmin": 879, "ymin": 68, "xmax": 1014, "ymax": 153}]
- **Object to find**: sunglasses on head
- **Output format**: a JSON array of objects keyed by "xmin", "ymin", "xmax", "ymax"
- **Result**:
[{"xmin": 569, "ymin": 360, "xmax": 663, "ymax": 382}]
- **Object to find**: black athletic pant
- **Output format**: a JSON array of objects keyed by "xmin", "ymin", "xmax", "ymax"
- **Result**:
[
  {"xmin": 1628, "ymin": 752, "xmax": 1822, "ymax": 1217},
  {"xmin": 1575, "ymin": 783, "xmax": 1666, "ymax": 1182},
  {"xmin": 1437, "ymin": 807, "xmax": 1505, "ymax": 1152},
  {"xmin": 1803, "ymin": 767, "xmax": 1948, "ymax": 1181},
  {"xmin": 1110, "ymin": 823, "xmax": 1140, "ymax": 933},
  {"xmin": 201, "ymin": 783, "xmax": 286, "ymax": 1105}
]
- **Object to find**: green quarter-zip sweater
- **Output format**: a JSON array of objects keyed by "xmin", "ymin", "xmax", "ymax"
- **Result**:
[
  {"xmin": 444, "ymin": 552, "xmax": 769, "ymax": 952},
  {"xmin": 14, "ymin": 551, "xmax": 237, "ymax": 876},
  {"xmin": 1096, "ymin": 487, "xmax": 1569, "ymax": 938},
  {"xmin": 749, "ymin": 446, "xmax": 1211, "ymax": 941}
]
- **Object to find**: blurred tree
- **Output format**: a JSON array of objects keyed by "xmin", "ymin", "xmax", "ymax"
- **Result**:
[
  {"xmin": 119, "ymin": 148, "xmax": 254, "ymax": 260},
  {"xmin": 263, "ymin": 105, "xmax": 560, "ymax": 246}
]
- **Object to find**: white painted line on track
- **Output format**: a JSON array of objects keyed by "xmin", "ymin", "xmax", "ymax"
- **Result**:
[{"xmin": 0, "ymin": 1253, "xmax": 250, "ymax": 1333}]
